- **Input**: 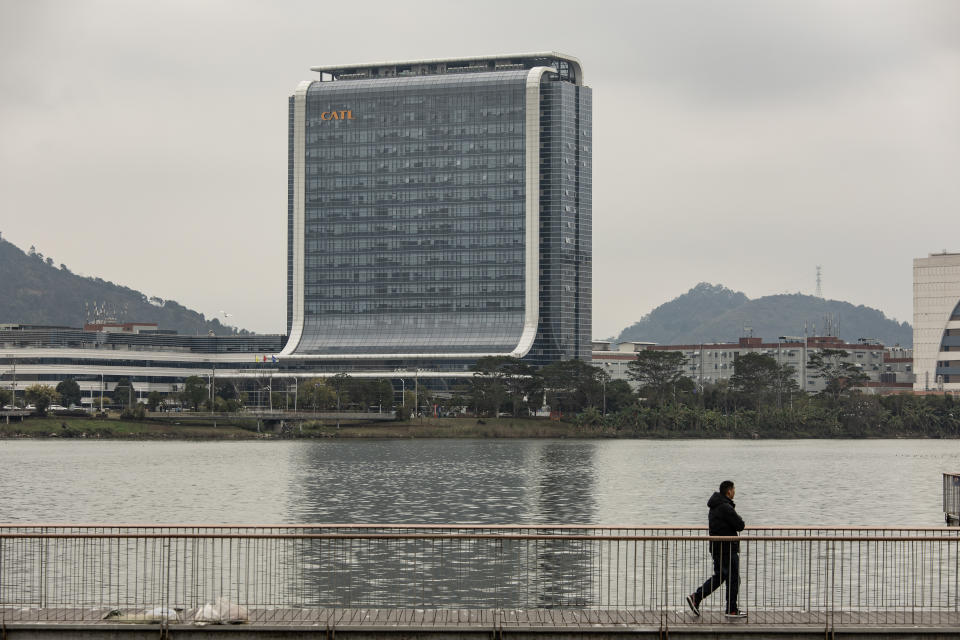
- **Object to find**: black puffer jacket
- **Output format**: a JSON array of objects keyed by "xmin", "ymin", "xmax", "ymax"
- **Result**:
[{"xmin": 707, "ymin": 491, "xmax": 745, "ymax": 553}]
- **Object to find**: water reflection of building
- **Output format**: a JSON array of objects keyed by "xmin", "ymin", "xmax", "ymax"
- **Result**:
[
  {"xmin": 528, "ymin": 442, "xmax": 598, "ymax": 607},
  {"xmin": 530, "ymin": 442, "xmax": 597, "ymax": 524},
  {"xmin": 286, "ymin": 440, "xmax": 599, "ymax": 608}
]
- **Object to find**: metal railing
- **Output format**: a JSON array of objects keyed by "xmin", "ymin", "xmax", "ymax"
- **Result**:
[{"xmin": 1, "ymin": 525, "xmax": 958, "ymax": 627}]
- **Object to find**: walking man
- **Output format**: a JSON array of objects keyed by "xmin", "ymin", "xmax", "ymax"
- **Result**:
[{"xmin": 686, "ymin": 480, "xmax": 747, "ymax": 618}]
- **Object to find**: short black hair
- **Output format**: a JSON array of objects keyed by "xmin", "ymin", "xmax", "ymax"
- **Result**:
[{"xmin": 719, "ymin": 480, "xmax": 735, "ymax": 494}]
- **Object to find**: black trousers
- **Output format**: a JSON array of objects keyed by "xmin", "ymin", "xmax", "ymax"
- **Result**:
[{"xmin": 694, "ymin": 547, "xmax": 739, "ymax": 613}]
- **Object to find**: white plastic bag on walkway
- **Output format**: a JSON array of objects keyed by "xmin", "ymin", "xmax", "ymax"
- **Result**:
[
  {"xmin": 192, "ymin": 597, "xmax": 249, "ymax": 625},
  {"xmin": 103, "ymin": 607, "xmax": 181, "ymax": 623}
]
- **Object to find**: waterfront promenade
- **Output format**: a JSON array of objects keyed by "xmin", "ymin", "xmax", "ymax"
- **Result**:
[
  {"xmin": 4, "ymin": 607, "xmax": 959, "ymax": 638},
  {"xmin": 2, "ymin": 525, "xmax": 958, "ymax": 637}
]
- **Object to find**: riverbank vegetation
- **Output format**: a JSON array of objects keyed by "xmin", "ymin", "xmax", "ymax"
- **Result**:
[
  {"xmin": 1, "ymin": 399, "xmax": 957, "ymax": 439},
  {"xmin": 448, "ymin": 352, "xmax": 960, "ymax": 438},
  {"xmin": 4, "ymin": 350, "xmax": 957, "ymax": 439}
]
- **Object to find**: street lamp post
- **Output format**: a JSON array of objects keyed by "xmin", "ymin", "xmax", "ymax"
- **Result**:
[
  {"xmin": 698, "ymin": 344, "xmax": 704, "ymax": 397},
  {"xmin": 602, "ymin": 375, "xmax": 607, "ymax": 416},
  {"xmin": 292, "ymin": 376, "xmax": 301, "ymax": 433},
  {"xmin": 1, "ymin": 358, "xmax": 19, "ymax": 408},
  {"xmin": 394, "ymin": 368, "xmax": 407, "ymax": 410},
  {"xmin": 2, "ymin": 359, "xmax": 16, "ymax": 409},
  {"xmin": 802, "ymin": 334, "xmax": 807, "ymax": 393},
  {"xmin": 335, "ymin": 375, "xmax": 340, "ymax": 429}
]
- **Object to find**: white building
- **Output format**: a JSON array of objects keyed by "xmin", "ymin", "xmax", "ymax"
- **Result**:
[
  {"xmin": 593, "ymin": 336, "xmax": 913, "ymax": 394},
  {"xmin": 913, "ymin": 252, "xmax": 960, "ymax": 391}
]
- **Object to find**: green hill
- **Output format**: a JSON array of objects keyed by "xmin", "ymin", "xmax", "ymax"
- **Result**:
[
  {"xmin": 615, "ymin": 283, "xmax": 912, "ymax": 347},
  {"xmin": 0, "ymin": 236, "xmax": 246, "ymax": 335}
]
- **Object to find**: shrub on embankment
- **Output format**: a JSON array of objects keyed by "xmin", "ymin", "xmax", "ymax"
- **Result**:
[{"xmin": 574, "ymin": 393, "xmax": 960, "ymax": 438}]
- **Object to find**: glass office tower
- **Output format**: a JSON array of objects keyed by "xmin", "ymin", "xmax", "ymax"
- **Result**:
[{"xmin": 282, "ymin": 53, "xmax": 590, "ymax": 369}]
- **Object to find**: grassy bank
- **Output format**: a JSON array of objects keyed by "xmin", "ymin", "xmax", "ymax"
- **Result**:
[
  {"xmin": 309, "ymin": 417, "xmax": 585, "ymax": 438},
  {"xmin": 0, "ymin": 415, "xmax": 588, "ymax": 439},
  {"xmin": 0, "ymin": 416, "xmax": 260, "ymax": 439},
  {"xmin": 3, "ymin": 412, "xmax": 955, "ymax": 440}
]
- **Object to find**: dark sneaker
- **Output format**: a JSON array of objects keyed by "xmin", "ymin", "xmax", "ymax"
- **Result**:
[
  {"xmin": 685, "ymin": 594, "xmax": 701, "ymax": 616},
  {"xmin": 725, "ymin": 609, "xmax": 747, "ymax": 618}
]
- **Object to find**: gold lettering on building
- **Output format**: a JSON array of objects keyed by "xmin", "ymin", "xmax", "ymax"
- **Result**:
[{"xmin": 320, "ymin": 110, "xmax": 355, "ymax": 121}]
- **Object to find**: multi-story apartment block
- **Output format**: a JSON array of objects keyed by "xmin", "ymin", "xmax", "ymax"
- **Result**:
[{"xmin": 593, "ymin": 336, "xmax": 914, "ymax": 394}]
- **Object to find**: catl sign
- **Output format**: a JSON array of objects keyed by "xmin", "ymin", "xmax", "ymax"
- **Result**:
[{"xmin": 320, "ymin": 110, "xmax": 354, "ymax": 121}]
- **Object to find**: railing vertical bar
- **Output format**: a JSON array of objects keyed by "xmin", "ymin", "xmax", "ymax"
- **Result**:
[
  {"xmin": 39, "ymin": 526, "xmax": 46, "ymax": 609},
  {"xmin": 0, "ymin": 535, "xmax": 4, "ymax": 618},
  {"xmin": 661, "ymin": 539, "xmax": 668, "ymax": 624}
]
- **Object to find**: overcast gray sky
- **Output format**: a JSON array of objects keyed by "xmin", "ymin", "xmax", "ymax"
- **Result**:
[{"xmin": 1, "ymin": 0, "xmax": 957, "ymax": 338}]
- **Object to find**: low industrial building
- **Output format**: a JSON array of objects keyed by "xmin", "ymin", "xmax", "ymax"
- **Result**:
[
  {"xmin": 0, "ymin": 324, "xmax": 286, "ymax": 409},
  {"xmin": 0, "ymin": 323, "xmax": 468, "ymax": 410}
]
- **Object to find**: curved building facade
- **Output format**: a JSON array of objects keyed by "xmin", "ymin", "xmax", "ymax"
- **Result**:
[
  {"xmin": 913, "ymin": 252, "xmax": 960, "ymax": 391},
  {"xmin": 0, "ymin": 326, "xmax": 287, "ymax": 408},
  {"xmin": 282, "ymin": 53, "xmax": 591, "ymax": 368}
]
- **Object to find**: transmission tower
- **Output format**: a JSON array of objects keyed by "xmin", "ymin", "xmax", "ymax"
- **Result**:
[{"xmin": 815, "ymin": 265, "xmax": 823, "ymax": 298}]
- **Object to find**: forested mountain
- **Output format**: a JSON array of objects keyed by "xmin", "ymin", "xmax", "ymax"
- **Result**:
[
  {"xmin": 0, "ymin": 236, "xmax": 246, "ymax": 335},
  {"xmin": 614, "ymin": 283, "xmax": 912, "ymax": 347}
]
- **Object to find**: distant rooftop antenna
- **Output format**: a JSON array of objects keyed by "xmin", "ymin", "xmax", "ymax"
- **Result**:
[
  {"xmin": 815, "ymin": 265, "xmax": 823, "ymax": 298},
  {"xmin": 822, "ymin": 312, "xmax": 838, "ymax": 337},
  {"xmin": 86, "ymin": 300, "xmax": 124, "ymax": 324},
  {"xmin": 743, "ymin": 325, "xmax": 753, "ymax": 338}
]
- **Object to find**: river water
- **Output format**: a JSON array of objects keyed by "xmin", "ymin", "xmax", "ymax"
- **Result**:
[{"xmin": 1, "ymin": 439, "xmax": 956, "ymax": 526}]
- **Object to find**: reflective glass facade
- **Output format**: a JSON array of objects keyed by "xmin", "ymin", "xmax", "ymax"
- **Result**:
[
  {"xmin": 531, "ymin": 81, "xmax": 592, "ymax": 363},
  {"xmin": 285, "ymin": 55, "xmax": 591, "ymax": 367}
]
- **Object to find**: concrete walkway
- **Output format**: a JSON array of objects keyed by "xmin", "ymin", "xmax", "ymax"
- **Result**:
[{"xmin": 4, "ymin": 608, "xmax": 960, "ymax": 638}]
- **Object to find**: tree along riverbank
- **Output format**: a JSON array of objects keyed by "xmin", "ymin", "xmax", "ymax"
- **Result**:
[{"xmin": 2, "ymin": 409, "xmax": 959, "ymax": 440}]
